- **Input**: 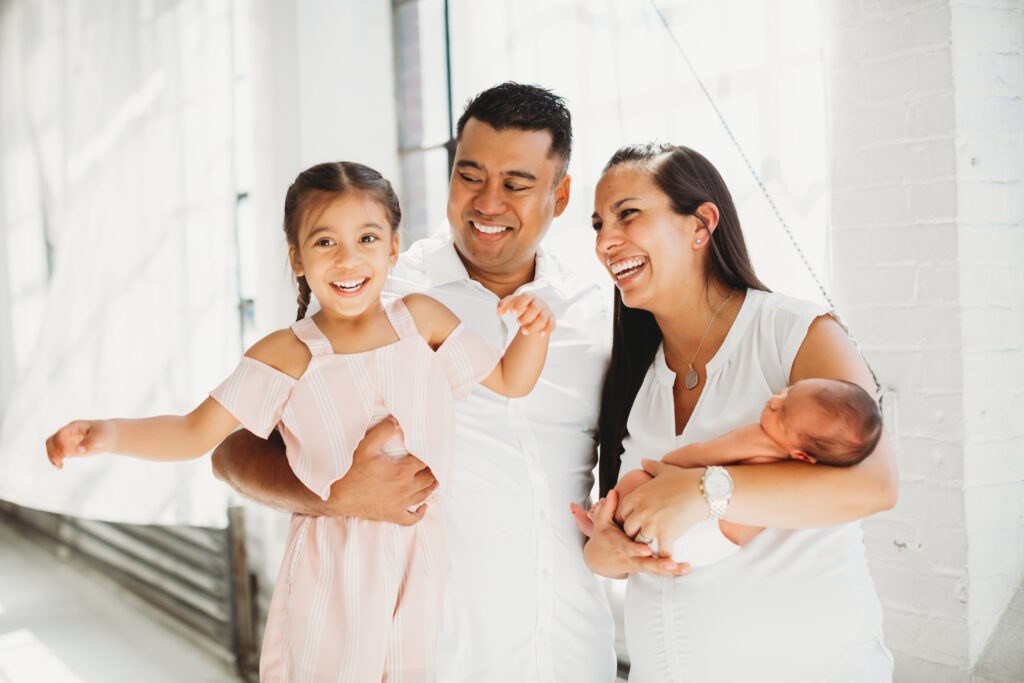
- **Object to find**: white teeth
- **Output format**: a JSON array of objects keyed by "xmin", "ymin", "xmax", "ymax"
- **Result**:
[
  {"xmin": 332, "ymin": 278, "xmax": 367, "ymax": 291},
  {"xmin": 610, "ymin": 257, "xmax": 647, "ymax": 277},
  {"xmin": 472, "ymin": 221, "xmax": 510, "ymax": 235}
]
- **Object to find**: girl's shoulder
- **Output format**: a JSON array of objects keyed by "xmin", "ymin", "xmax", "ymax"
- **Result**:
[
  {"xmin": 244, "ymin": 327, "xmax": 312, "ymax": 380},
  {"xmin": 400, "ymin": 293, "xmax": 460, "ymax": 350}
]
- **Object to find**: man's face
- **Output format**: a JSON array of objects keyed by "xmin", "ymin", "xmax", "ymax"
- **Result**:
[{"xmin": 446, "ymin": 118, "xmax": 570, "ymax": 281}]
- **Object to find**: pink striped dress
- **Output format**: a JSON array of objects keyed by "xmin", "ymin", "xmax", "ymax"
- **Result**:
[{"xmin": 210, "ymin": 296, "xmax": 500, "ymax": 682}]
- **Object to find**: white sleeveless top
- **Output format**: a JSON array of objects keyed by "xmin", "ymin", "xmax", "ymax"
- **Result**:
[{"xmin": 619, "ymin": 289, "xmax": 892, "ymax": 683}]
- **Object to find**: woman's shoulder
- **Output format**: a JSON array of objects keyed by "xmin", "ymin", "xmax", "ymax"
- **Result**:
[
  {"xmin": 243, "ymin": 327, "xmax": 312, "ymax": 379},
  {"xmin": 747, "ymin": 289, "xmax": 830, "ymax": 322}
]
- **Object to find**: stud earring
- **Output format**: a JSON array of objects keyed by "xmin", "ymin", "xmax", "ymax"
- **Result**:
[{"xmin": 696, "ymin": 238, "xmax": 702, "ymax": 245}]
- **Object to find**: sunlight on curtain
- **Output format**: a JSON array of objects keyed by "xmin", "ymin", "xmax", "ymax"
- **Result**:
[{"xmin": 0, "ymin": 1, "xmax": 238, "ymax": 526}]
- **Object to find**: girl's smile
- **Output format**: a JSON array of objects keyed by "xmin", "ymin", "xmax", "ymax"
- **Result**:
[{"xmin": 290, "ymin": 192, "xmax": 399, "ymax": 320}]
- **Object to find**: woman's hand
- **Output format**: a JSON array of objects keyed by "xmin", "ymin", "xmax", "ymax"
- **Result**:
[
  {"xmin": 583, "ymin": 490, "xmax": 690, "ymax": 579},
  {"xmin": 618, "ymin": 459, "xmax": 706, "ymax": 558},
  {"xmin": 46, "ymin": 419, "xmax": 117, "ymax": 469}
]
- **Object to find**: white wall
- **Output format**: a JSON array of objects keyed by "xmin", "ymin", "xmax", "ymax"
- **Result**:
[{"xmin": 823, "ymin": 0, "xmax": 1024, "ymax": 679}]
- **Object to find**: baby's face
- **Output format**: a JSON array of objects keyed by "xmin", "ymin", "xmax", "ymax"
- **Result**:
[{"xmin": 759, "ymin": 379, "xmax": 831, "ymax": 457}]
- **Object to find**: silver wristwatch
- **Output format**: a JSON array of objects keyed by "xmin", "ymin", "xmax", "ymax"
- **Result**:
[{"xmin": 700, "ymin": 466, "xmax": 734, "ymax": 519}]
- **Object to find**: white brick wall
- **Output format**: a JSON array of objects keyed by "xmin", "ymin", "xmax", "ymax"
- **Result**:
[{"xmin": 824, "ymin": 0, "xmax": 1024, "ymax": 678}]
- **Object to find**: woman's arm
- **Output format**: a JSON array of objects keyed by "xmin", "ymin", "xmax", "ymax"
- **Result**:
[
  {"xmin": 211, "ymin": 420, "xmax": 438, "ymax": 524},
  {"xmin": 618, "ymin": 315, "xmax": 899, "ymax": 551}
]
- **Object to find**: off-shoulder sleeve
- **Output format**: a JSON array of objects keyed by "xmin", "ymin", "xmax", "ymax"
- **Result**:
[
  {"xmin": 209, "ymin": 357, "xmax": 296, "ymax": 438},
  {"xmin": 435, "ymin": 323, "xmax": 502, "ymax": 398}
]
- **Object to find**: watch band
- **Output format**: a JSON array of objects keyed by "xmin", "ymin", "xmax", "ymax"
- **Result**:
[{"xmin": 701, "ymin": 465, "xmax": 733, "ymax": 520}]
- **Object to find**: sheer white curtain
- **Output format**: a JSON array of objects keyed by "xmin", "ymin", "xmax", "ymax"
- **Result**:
[{"xmin": 0, "ymin": 0, "xmax": 239, "ymax": 526}]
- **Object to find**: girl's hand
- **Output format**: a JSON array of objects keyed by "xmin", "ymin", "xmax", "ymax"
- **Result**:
[
  {"xmin": 496, "ymin": 293, "xmax": 555, "ymax": 337},
  {"xmin": 618, "ymin": 459, "xmax": 706, "ymax": 558},
  {"xmin": 46, "ymin": 420, "xmax": 117, "ymax": 469},
  {"xmin": 582, "ymin": 490, "xmax": 690, "ymax": 579}
]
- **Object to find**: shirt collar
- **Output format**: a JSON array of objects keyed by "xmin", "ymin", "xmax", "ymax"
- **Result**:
[{"xmin": 422, "ymin": 226, "xmax": 567, "ymax": 296}]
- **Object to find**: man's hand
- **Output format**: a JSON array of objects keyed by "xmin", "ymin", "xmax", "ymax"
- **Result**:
[
  {"xmin": 212, "ymin": 416, "xmax": 437, "ymax": 524},
  {"xmin": 324, "ymin": 417, "xmax": 438, "ymax": 525}
]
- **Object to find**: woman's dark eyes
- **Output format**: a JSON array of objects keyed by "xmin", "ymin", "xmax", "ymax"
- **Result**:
[
  {"xmin": 591, "ymin": 221, "xmax": 603, "ymax": 231},
  {"xmin": 618, "ymin": 208, "xmax": 638, "ymax": 220}
]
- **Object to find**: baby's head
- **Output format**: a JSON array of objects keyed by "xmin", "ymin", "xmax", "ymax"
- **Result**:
[
  {"xmin": 283, "ymin": 162, "xmax": 402, "ymax": 320},
  {"xmin": 760, "ymin": 378, "xmax": 882, "ymax": 467}
]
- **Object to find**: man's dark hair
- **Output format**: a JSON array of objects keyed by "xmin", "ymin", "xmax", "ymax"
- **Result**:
[{"xmin": 455, "ymin": 82, "xmax": 572, "ymax": 178}]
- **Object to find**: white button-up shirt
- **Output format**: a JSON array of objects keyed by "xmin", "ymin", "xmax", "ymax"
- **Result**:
[{"xmin": 389, "ymin": 229, "xmax": 616, "ymax": 683}]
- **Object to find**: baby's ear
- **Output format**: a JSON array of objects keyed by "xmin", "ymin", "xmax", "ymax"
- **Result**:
[{"xmin": 790, "ymin": 450, "xmax": 817, "ymax": 465}]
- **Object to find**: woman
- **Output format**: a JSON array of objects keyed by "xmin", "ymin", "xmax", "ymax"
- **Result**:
[{"xmin": 584, "ymin": 144, "xmax": 897, "ymax": 682}]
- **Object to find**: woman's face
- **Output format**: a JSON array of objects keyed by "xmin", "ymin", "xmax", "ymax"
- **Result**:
[{"xmin": 592, "ymin": 164, "xmax": 704, "ymax": 311}]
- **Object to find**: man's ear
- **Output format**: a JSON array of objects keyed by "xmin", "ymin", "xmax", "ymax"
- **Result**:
[
  {"xmin": 790, "ymin": 450, "xmax": 817, "ymax": 465},
  {"xmin": 553, "ymin": 174, "xmax": 571, "ymax": 217},
  {"xmin": 289, "ymin": 245, "xmax": 303, "ymax": 277}
]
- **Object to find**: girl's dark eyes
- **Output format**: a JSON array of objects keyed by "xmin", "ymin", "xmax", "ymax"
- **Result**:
[
  {"xmin": 359, "ymin": 234, "xmax": 379, "ymax": 243},
  {"xmin": 315, "ymin": 238, "xmax": 334, "ymax": 247}
]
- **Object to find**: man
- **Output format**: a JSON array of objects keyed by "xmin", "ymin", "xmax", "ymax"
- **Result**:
[{"xmin": 213, "ymin": 82, "xmax": 616, "ymax": 682}]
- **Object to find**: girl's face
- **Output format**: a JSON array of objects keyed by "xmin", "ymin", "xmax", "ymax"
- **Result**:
[
  {"xmin": 290, "ymin": 192, "xmax": 399, "ymax": 320},
  {"xmin": 592, "ymin": 165, "xmax": 707, "ymax": 312}
]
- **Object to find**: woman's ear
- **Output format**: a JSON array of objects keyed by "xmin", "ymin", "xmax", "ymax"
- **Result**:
[
  {"xmin": 289, "ymin": 246, "xmax": 304, "ymax": 277},
  {"xmin": 693, "ymin": 202, "xmax": 721, "ymax": 245}
]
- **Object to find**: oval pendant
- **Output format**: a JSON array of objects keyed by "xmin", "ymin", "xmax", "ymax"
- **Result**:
[{"xmin": 685, "ymin": 368, "xmax": 699, "ymax": 390}]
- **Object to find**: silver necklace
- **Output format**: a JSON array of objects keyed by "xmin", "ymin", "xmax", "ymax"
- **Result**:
[{"xmin": 664, "ymin": 289, "xmax": 736, "ymax": 390}]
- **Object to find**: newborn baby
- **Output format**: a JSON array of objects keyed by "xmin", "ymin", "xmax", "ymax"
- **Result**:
[{"xmin": 575, "ymin": 378, "xmax": 882, "ymax": 566}]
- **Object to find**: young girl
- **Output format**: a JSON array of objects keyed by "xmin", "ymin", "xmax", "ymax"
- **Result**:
[{"xmin": 45, "ymin": 161, "xmax": 554, "ymax": 682}]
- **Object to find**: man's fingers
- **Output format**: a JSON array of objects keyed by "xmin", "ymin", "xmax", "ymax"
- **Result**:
[
  {"xmin": 633, "ymin": 556, "xmax": 690, "ymax": 576},
  {"xmin": 396, "ymin": 503, "xmax": 428, "ymax": 527},
  {"xmin": 358, "ymin": 417, "xmax": 402, "ymax": 453}
]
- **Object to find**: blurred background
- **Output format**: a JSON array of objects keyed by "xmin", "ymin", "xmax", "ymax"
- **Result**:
[{"xmin": 0, "ymin": 0, "xmax": 1021, "ymax": 681}]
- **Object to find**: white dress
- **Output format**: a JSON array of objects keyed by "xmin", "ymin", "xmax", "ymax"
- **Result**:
[{"xmin": 619, "ymin": 289, "xmax": 893, "ymax": 683}]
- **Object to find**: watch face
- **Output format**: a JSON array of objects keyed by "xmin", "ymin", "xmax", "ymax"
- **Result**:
[{"xmin": 704, "ymin": 471, "xmax": 733, "ymax": 498}]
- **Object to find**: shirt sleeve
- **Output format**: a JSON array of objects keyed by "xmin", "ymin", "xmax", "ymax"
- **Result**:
[
  {"xmin": 435, "ymin": 323, "xmax": 502, "ymax": 398},
  {"xmin": 209, "ymin": 357, "xmax": 296, "ymax": 438}
]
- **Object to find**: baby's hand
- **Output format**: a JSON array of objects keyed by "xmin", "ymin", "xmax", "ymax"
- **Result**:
[
  {"xmin": 570, "ymin": 500, "xmax": 601, "ymax": 538},
  {"xmin": 46, "ymin": 420, "xmax": 116, "ymax": 469},
  {"xmin": 496, "ymin": 293, "xmax": 555, "ymax": 337}
]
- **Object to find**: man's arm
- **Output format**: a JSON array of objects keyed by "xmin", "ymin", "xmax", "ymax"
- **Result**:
[{"xmin": 211, "ymin": 418, "xmax": 438, "ymax": 525}]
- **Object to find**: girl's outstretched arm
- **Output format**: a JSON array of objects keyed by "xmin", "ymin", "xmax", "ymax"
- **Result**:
[{"xmin": 46, "ymin": 397, "xmax": 240, "ymax": 468}]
